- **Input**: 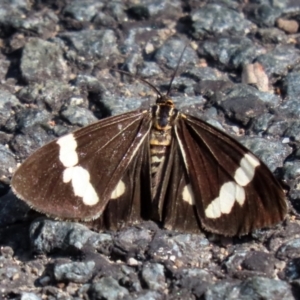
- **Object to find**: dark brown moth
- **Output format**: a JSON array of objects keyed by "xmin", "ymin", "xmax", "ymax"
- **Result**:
[{"xmin": 11, "ymin": 68, "xmax": 287, "ymax": 237}]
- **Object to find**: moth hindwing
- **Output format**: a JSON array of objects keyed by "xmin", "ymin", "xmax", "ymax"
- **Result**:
[{"xmin": 11, "ymin": 95, "xmax": 287, "ymax": 236}]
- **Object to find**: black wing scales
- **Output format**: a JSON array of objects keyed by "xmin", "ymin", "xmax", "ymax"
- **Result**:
[
  {"xmin": 12, "ymin": 110, "xmax": 152, "ymax": 223},
  {"xmin": 174, "ymin": 115, "xmax": 286, "ymax": 236}
]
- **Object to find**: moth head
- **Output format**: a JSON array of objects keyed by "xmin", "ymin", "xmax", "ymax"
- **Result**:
[{"xmin": 156, "ymin": 94, "xmax": 174, "ymax": 106}]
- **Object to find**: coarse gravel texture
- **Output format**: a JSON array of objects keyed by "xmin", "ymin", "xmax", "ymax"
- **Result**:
[{"xmin": 0, "ymin": 0, "xmax": 300, "ymax": 299}]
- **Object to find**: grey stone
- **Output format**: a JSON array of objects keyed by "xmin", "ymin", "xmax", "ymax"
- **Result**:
[
  {"xmin": 100, "ymin": 85, "xmax": 147, "ymax": 116},
  {"xmin": 133, "ymin": 291, "xmax": 163, "ymax": 300},
  {"xmin": 139, "ymin": 62, "xmax": 161, "ymax": 78},
  {"xmin": 284, "ymin": 257, "xmax": 300, "ymax": 281},
  {"xmin": 113, "ymin": 226, "xmax": 152, "ymax": 259},
  {"xmin": 59, "ymin": 29, "xmax": 118, "ymax": 60},
  {"xmin": 239, "ymin": 277, "xmax": 293, "ymax": 300},
  {"xmin": 192, "ymin": 4, "xmax": 253, "ymax": 38},
  {"xmin": 0, "ymin": 144, "xmax": 16, "ymax": 176},
  {"xmin": 241, "ymin": 251, "xmax": 277, "ymax": 277},
  {"xmin": 283, "ymin": 161, "xmax": 300, "ymax": 181},
  {"xmin": 266, "ymin": 118, "xmax": 289, "ymax": 137},
  {"xmin": 40, "ymin": 80, "xmax": 76, "ymax": 111},
  {"xmin": 218, "ymin": 84, "xmax": 281, "ymax": 107},
  {"xmin": 277, "ymin": 238, "xmax": 300, "ymax": 260},
  {"xmin": 60, "ymin": 106, "xmax": 97, "ymax": 127},
  {"xmin": 0, "ymin": 89, "xmax": 20, "ymax": 130},
  {"xmin": 184, "ymin": 66, "xmax": 227, "ymax": 82},
  {"xmin": 257, "ymin": 45, "xmax": 300, "ymax": 77},
  {"xmin": 15, "ymin": 108, "xmax": 51, "ymax": 130},
  {"xmin": 123, "ymin": 52, "xmax": 143, "ymax": 75},
  {"xmin": 205, "ymin": 277, "xmax": 293, "ymax": 300},
  {"xmin": 11, "ymin": 10, "xmax": 58, "ymax": 39},
  {"xmin": 11, "ymin": 126, "xmax": 54, "ymax": 158},
  {"xmin": 251, "ymin": 113, "xmax": 275, "ymax": 134},
  {"xmin": 0, "ymin": 0, "xmax": 29, "ymax": 31},
  {"xmin": 224, "ymin": 249, "xmax": 248, "ymax": 274},
  {"xmin": 256, "ymin": 28, "xmax": 288, "ymax": 44},
  {"xmin": 21, "ymin": 293, "xmax": 41, "ymax": 300},
  {"xmin": 148, "ymin": 232, "xmax": 210, "ymax": 268},
  {"xmin": 64, "ymin": 0, "xmax": 104, "ymax": 22},
  {"xmin": 245, "ymin": 4, "xmax": 282, "ymax": 27},
  {"xmin": 283, "ymin": 121, "xmax": 300, "ymax": 142},
  {"xmin": 220, "ymin": 94, "xmax": 267, "ymax": 126},
  {"xmin": 29, "ymin": 219, "xmax": 111, "ymax": 254},
  {"xmin": 279, "ymin": 99, "xmax": 300, "ymax": 119},
  {"xmin": 105, "ymin": 2, "xmax": 127, "ymax": 23},
  {"xmin": 20, "ymin": 38, "xmax": 69, "ymax": 83},
  {"xmin": 75, "ymin": 75, "xmax": 105, "ymax": 94},
  {"xmin": 199, "ymin": 37, "xmax": 265, "ymax": 69},
  {"xmin": 54, "ymin": 260, "xmax": 95, "ymax": 283},
  {"xmin": 89, "ymin": 277, "xmax": 129, "ymax": 300},
  {"xmin": 155, "ymin": 39, "xmax": 198, "ymax": 69},
  {"xmin": 0, "ymin": 191, "xmax": 31, "ymax": 227},
  {"xmin": 128, "ymin": 0, "xmax": 181, "ymax": 18},
  {"xmin": 141, "ymin": 263, "xmax": 165, "ymax": 291}
]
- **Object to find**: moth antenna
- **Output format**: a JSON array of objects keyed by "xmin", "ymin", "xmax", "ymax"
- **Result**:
[
  {"xmin": 166, "ymin": 44, "xmax": 188, "ymax": 97},
  {"xmin": 111, "ymin": 68, "xmax": 163, "ymax": 99}
]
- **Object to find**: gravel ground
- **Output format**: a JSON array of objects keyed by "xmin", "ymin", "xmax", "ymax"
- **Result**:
[{"xmin": 1, "ymin": 0, "xmax": 300, "ymax": 299}]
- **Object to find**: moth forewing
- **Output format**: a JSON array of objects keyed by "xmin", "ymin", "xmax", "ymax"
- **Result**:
[
  {"xmin": 11, "ymin": 110, "xmax": 152, "ymax": 222},
  {"xmin": 174, "ymin": 115, "xmax": 286, "ymax": 236}
]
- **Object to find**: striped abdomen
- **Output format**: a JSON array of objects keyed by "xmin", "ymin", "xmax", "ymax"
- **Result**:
[{"xmin": 149, "ymin": 129, "xmax": 172, "ymax": 197}]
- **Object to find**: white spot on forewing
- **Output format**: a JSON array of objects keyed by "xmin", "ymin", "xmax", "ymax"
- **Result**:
[
  {"xmin": 205, "ymin": 197, "xmax": 221, "ymax": 219},
  {"xmin": 111, "ymin": 180, "xmax": 126, "ymax": 199},
  {"xmin": 205, "ymin": 181, "xmax": 246, "ymax": 219},
  {"xmin": 63, "ymin": 167, "xmax": 73, "ymax": 183},
  {"xmin": 234, "ymin": 153, "xmax": 260, "ymax": 187},
  {"xmin": 235, "ymin": 184, "xmax": 246, "ymax": 205},
  {"xmin": 219, "ymin": 182, "xmax": 236, "ymax": 214},
  {"xmin": 57, "ymin": 134, "xmax": 78, "ymax": 167},
  {"xmin": 71, "ymin": 166, "xmax": 90, "ymax": 196},
  {"xmin": 182, "ymin": 184, "xmax": 195, "ymax": 205},
  {"xmin": 62, "ymin": 166, "xmax": 99, "ymax": 206},
  {"xmin": 83, "ymin": 183, "xmax": 100, "ymax": 206}
]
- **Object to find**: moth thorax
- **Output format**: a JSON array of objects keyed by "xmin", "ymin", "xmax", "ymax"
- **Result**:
[{"xmin": 152, "ymin": 103, "xmax": 178, "ymax": 131}]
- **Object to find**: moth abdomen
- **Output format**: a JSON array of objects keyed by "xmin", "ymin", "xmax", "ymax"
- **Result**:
[{"xmin": 149, "ymin": 129, "xmax": 172, "ymax": 193}]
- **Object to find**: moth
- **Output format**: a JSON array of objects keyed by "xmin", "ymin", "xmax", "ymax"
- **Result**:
[{"xmin": 11, "ymin": 70, "xmax": 287, "ymax": 236}]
